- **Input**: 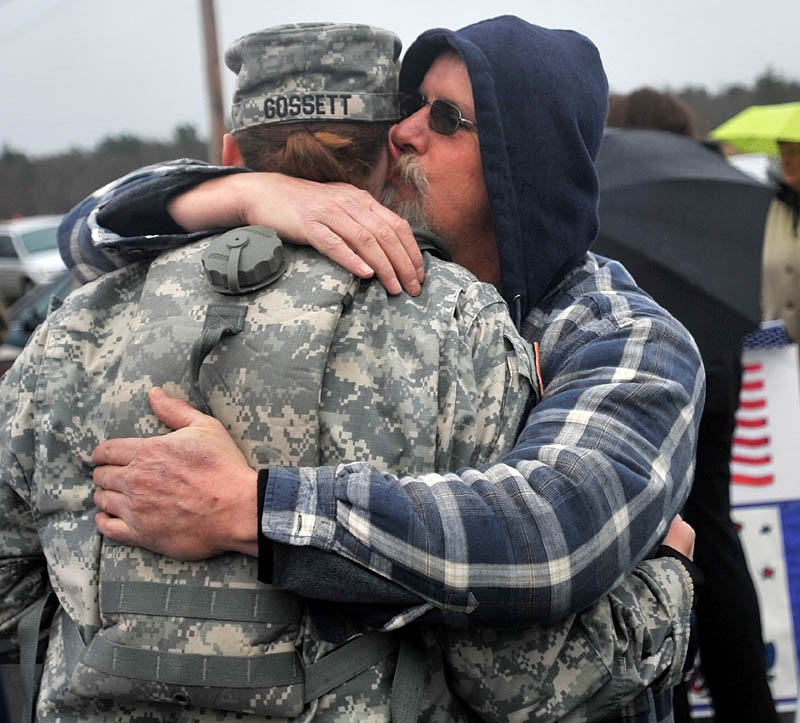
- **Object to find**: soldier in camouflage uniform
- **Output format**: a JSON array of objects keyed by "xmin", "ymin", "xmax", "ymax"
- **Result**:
[{"xmin": 2, "ymin": 23, "xmax": 695, "ymax": 723}]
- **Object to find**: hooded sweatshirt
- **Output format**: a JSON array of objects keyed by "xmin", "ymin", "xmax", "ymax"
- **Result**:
[{"xmin": 399, "ymin": 16, "xmax": 608, "ymax": 323}]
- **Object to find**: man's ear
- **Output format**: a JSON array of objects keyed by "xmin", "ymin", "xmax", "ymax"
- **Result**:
[{"xmin": 222, "ymin": 133, "xmax": 246, "ymax": 167}]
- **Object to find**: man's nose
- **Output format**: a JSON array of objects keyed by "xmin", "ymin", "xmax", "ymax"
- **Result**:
[{"xmin": 389, "ymin": 109, "xmax": 429, "ymax": 159}]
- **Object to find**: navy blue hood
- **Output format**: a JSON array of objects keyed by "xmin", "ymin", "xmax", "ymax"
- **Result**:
[{"xmin": 399, "ymin": 16, "xmax": 608, "ymax": 319}]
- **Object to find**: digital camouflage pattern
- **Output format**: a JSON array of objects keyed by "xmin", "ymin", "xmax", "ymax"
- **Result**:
[
  {"xmin": 0, "ymin": 230, "xmax": 693, "ymax": 722},
  {"xmin": 421, "ymin": 556, "xmax": 693, "ymax": 722},
  {"xmin": 227, "ymin": 23, "xmax": 401, "ymax": 131},
  {"xmin": 0, "ymin": 232, "xmax": 533, "ymax": 721}
]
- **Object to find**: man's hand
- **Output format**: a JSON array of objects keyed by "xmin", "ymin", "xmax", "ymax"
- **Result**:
[
  {"xmin": 168, "ymin": 173, "xmax": 425, "ymax": 296},
  {"xmin": 663, "ymin": 514, "xmax": 695, "ymax": 560},
  {"xmin": 92, "ymin": 387, "xmax": 259, "ymax": 560}
]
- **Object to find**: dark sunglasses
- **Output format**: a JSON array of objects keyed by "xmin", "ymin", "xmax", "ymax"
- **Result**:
[{"xmin": 399, "ymin": 92, "xmax": 477, "ymax": 136}]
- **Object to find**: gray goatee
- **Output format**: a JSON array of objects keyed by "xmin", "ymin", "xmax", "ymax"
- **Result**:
[{"xmin": 380, "ymin": 154, "xmax": 432, "ymax": 232}]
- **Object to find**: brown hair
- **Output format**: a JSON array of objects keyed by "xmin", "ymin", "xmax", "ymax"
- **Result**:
[
  {"xmin": 607, "ymin": 87, "xmax": 697, "ymax": 139},
  {"xmin": 233, "ymin": 121, "xmax": 392, "ymax": 186}
]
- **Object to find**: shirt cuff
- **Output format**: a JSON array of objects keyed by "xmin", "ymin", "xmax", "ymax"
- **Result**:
[
  {"xmin": 656, "ymin": 544, "xmax": 704, "ymax": 604},
  {"xmin": 256, "ymin": 468, "xmax": 272, "ymax": 583},
  {"xmin": 260, "ymin": 465, "xmax": 339, "ymax": 549}
]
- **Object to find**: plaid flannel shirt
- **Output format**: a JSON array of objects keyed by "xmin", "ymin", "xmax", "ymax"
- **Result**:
[{"xmin": 262, "ymin": 253, "xmax": 705, "ymax": 627}]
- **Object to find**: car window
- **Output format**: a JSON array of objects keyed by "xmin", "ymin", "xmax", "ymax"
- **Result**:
[
  {"xmin": 0, "ymin": 235, "xmax": 17, "ymax": 258},
  {"xmin": 19, "ymin": 226, "xmax": 59, "ymax": 254}
]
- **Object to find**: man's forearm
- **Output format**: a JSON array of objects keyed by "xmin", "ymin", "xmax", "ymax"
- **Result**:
[
  {"xmin": 167, "ymin": 173, "xmax": 266, "ymax": 232},
  {"xmin": 57, "ymin": 160, "xmax": 245, "ymax": 283}
]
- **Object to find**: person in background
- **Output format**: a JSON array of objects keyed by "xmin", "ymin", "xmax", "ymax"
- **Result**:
[
  {"xmin": 606, "ymin": 86, "xmax": 779, "ymax": 723},
  {"xmin": 607, "ymin": 87, "xmax": 697, "ymax": 138},
  {"xmin": 762, "ymin": 140, "xmax": 800, "ymax": 342}
]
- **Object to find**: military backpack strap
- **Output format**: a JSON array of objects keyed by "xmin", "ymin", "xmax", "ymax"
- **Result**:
[
  {"xmin": 100, "ymin": 580, "xmax": 301, "ymax": 623},
  {"xmin": 81, "ymin": 635, "xmax": 301, "ymax": 690},
  {"xmin": 302, "ymin": 631, "xmax": 398, "ymax": 703},
  {"xmin": 82, "ymin": 583, "xmax": 411, "ymax": 709},
  {"xmin": 81, "ymin": 581, "xmax": 304, "ymax": 688},
  {"xmin": 390, "ymin": 632, "xmax": 427, "ymax": 723},
  {"xmin": 18, "ymin": 589, "xmax": 57, "ymax": 723},
  {"xmin": 189, "ymin": 304, "xmax": 247, "ymax": 414},
  {"xmin": 300, "ymin": 630, "xmax": 425, "ymax": 720}
]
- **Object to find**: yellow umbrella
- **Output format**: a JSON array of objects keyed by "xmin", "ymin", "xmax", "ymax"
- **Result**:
[{"xmin": 710, "ymin": 101, "xmax": 800, "ymax": 156}]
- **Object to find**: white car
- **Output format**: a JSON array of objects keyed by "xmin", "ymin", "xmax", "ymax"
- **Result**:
[{"xmin": 0, "ymin": 215, "xmax": 66, "ymax": 301}]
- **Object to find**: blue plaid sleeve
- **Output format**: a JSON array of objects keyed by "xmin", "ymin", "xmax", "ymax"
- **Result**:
[
  {"xmin": 262, "ymin": 257, "xmax": 705, "ymax": 626},
  {"xmin": 57, "ymin": 160, "xmax": 247, "ymax": 283}
]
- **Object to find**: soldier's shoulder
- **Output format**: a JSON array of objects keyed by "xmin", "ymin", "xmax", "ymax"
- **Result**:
[
  {"xmin": 422, "ymin": 255, "xmax": 507, "ymax": 310},
  {"xmin": 52, "ymin": 262, "xmax": 148, "ymax": 325},
  {"xmin": 422, "ymin": 258, "xmax": 515, "ymax": 338}
]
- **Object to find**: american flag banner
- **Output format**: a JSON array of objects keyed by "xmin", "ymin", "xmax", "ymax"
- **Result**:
[
  {"xmin": 722, "ymin": 331, "xmax": 800, "ymax": 715},
  {"xmin": 688, "ymin": 334, "xmax": 800, "ymax": 716},
  {"xmin": 731, "ymin": 342, "xmax": 800, "ymax": 506},
  {"xmin": 731, "ymin": 359, "xmax": 775, "ymax": 489}
]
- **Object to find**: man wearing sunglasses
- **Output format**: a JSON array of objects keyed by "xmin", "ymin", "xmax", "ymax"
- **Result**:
[
  {"xmin": 401, "ymin": 92, "xmax": 478, "ymax": 133},
  {"xmin": 58, "ymin": 16, "xmax": 704, "ymax": 721}
]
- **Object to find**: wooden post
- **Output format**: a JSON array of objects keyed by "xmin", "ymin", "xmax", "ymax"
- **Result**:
[{"xmin": 199, "ymin": 0, "xmax": 224, "ymax": 164}]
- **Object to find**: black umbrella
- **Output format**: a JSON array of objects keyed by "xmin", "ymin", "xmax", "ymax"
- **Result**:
[{"xmin": 593, "ymin": 128, "xmax": 774, "ymax": 363}]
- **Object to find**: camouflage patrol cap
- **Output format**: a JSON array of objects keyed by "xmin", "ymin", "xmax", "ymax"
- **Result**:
[{"xmin": 225, "ymin": 22, "xmax": 402, "ymax": 131}]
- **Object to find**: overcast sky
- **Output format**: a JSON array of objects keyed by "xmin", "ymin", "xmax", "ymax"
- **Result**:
[{"xmin": 1, "ymin": 0, "xmax": 798, "ymax": 157}]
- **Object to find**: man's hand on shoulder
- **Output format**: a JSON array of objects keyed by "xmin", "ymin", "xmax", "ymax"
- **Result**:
[{"xmin": 92, "ymin": 387, "xmax": 259, "ymax": 560}]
